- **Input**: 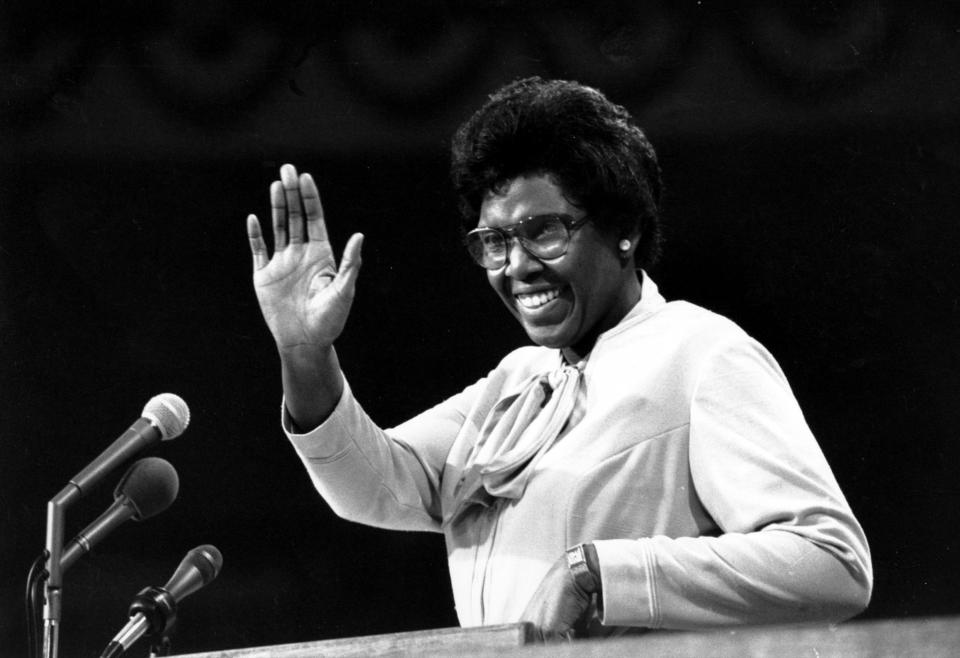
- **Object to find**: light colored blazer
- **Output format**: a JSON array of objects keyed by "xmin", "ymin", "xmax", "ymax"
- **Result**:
[{"xmin": 285, "ymin": 275, "xmax": 872, "ymax": 632}]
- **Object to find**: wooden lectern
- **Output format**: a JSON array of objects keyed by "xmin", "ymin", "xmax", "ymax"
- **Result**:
[
  {"xmin": 170, "ymin": 623, "xmax": 535, "ymax": 658},
  {"xmin": 170, "ymin": 615, "xmax": 960, "ymax": 657}
]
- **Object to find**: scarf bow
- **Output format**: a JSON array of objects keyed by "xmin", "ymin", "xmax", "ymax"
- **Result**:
[{"xmin": 444, "ymin": 361, "xmax": 584, "ymax": 527}]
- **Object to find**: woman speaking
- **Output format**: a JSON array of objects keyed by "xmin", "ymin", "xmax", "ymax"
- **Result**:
[{"xmin": 245, "ymin": 77, "xmax": 872, "ymax": 639}]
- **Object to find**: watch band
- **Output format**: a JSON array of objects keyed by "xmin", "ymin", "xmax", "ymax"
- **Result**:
[{"xmin": 566, "ymin": 543, "xmax": 600, "ymax": 594}]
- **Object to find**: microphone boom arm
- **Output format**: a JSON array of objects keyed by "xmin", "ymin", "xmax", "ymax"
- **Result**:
[{"xmin": 42, "ymin": 483, "xmax": 81, "ymax": 658}]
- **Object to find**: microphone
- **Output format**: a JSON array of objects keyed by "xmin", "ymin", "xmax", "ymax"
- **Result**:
[
  {"xmin": 42, "ymin": 394, "xmax": 189, "ymax": 658},
  {"xmin": 60, "ymin": 457, "xmax": 179, "ymax": 573},
  {"xmin": 100, "ymin": 545, "xmax": 223, "ymax": 658},
  {"xmin": 67, "ymin": 393, "xmax": 190, "ymax": 499}
]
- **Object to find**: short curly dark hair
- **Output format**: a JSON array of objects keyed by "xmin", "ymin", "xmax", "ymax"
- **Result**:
[{"xmin": 450, "ymin": 77, "xmax": 663, "ymax": 269}]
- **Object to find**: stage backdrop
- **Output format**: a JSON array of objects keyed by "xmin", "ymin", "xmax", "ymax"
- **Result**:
[{"xmin": 2, "ymin": 2, "xmax": 959, "ymax": 656}]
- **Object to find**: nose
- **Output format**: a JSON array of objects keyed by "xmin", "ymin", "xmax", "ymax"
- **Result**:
[{"xmin": 503, "ymin": 237, "xmax": 543, "ymax": 279}]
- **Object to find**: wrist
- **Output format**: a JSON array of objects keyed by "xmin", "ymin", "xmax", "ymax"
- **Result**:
[
  {"xmin": 566, "ymin": 543, "xmax": 602, "ymax": 595},
  {"xmin": 279, "ymin": 345, "xmax": 344, "ymax": 432},
  {"xmin": 583, "ymin": 543, "xmax": 601, "ymax": 592},
  {"xmin": 277, "ymin": 342, "xmax": 333, "ymax": 363}
]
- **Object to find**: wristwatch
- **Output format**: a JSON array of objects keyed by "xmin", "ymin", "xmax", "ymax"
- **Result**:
[{"xmin": 566, "ymin": 543, "xmax": 600, "ymax": 594}]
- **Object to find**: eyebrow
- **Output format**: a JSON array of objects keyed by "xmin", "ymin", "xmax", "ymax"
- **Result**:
[{"xmin": 477, "ymin": 212, "xmax": 570, "ymax": 230}]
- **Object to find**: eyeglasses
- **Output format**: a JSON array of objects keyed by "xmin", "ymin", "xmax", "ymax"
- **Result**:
[{"xmin": 464, "ymin": 213, "xmax": 590, "ymax": 270}]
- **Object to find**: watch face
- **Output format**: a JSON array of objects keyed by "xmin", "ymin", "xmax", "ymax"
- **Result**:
[{"xmin": 567, "ymin": 545, "xmax": 586, "ymax": 567}]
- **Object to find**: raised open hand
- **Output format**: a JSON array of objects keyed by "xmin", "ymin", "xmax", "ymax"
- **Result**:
[{"xmin": 247, "ymin": 164, "xmax": 363, "ymax": 354}]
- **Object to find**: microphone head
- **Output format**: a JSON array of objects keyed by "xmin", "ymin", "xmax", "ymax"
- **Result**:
[
  {"xmin": 188, "ymin": 544, "xmax": 223, "ymax": 585},
  {"xmin": 114, "ymin": 457, "xmax": 179, "ymax": 520},
  {"xmin": 142, "ymin": 393, "xmax": 190, "ymax": 441},
  {"xmin": 163, "ymin": 544, "xmax": 223, "ymax": 602}
]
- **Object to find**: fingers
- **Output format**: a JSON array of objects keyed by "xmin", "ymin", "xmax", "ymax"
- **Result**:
[
  {"xmin": 270, "ymin": 180, "xmax": 288, "ymax": 250},
  {"xmin": 247, "ymin": 214, "xmax": 270, "ymax": 271},
  {"xmin": 519, "ymin": 555, "xmax": 594, "ymax": 642},
  {"xmin": 334, "ymin": 233, "xmax": 364, "ymax": 300},
  {"xmin": 256, "ymin": 163, "xmax": 339, "ymax": 267},
  {"xmin": 281, "ymin": 164, "xmax": 305, "ymax": 245},
  {"xmin": 300, "ymin": 172, "xmax": 329, "ymax": 243},
  {"xmin": 535, "ymin": 628, "xmax": 575, "ymax": 644}
]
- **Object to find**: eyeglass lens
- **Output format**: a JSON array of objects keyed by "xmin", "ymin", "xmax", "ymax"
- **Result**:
[{"xmin": 467, "ymin": 214, "xmax": 571, "ymax": 269}]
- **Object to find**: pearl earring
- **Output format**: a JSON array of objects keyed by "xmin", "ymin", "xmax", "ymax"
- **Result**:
[{"xmin": 619, "ymin": 239, "xmax": 631, "ymax": 252}]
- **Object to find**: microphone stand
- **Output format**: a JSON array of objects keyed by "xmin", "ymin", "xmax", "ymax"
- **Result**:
[
  {"xmin": 149, "ymin": 635, "xmax": 173, "ymax": 657},
  {"xmin": 42, "ymin": 485, "xmax": 81, "ymax": 658}
]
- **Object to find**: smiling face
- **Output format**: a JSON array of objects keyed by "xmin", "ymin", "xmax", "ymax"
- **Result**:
[{"xmin": 479, "ymin": 174, "xmax": 643, "ymax": 362}]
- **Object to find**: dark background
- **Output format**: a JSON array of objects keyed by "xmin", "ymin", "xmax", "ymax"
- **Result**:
[{"xmin": 2, "ymin": 1, "xmax": 959, "ymax": 655}]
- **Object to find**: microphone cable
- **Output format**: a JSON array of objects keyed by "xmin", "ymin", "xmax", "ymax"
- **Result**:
[{"xmin": 25, "ymin": 551, "xmax": 48, "ymax": 658}]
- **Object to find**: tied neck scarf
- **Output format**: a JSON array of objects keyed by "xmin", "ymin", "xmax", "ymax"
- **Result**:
[{"xmin": 444, "ymin": 360, "xmax": 585, "ymax": 528}]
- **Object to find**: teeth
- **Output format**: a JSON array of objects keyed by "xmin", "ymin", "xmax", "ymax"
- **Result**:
[{"xmin": 516, "ymin": 288, "xmax": 560, "ymax": 309}]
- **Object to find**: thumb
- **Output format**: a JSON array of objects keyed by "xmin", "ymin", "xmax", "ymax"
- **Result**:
[{"xmin": 334, "ymin": 233, "xmax": 364, "ymax": 300}]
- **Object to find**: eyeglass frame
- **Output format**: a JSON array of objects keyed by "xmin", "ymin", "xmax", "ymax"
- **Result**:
[{"xmin": 464, "ymin": 213, "xmax": 591, "ymax": 270}]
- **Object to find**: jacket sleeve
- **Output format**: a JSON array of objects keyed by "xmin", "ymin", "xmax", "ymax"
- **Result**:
[
  {"xmin": 593, "ymin": 336, "xmax": 873, "ymax": 629},
  {"xmin": 284, "ymin": 377, "xmax": 482, "ymax": 532}
]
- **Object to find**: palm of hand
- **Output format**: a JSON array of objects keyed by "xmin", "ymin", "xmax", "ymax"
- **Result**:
[
  {"xmin": 254, "ymin": 241, "xmax": 346, "ymax": 350},
  {"xmin": 247, "ymin": 164, "xmax": 363, "ymax": 353}
]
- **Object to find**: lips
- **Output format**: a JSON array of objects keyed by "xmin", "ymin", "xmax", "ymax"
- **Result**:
[{"xmin": 515, "ymin": 287, "xmax": 562, "ymax": 309}]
